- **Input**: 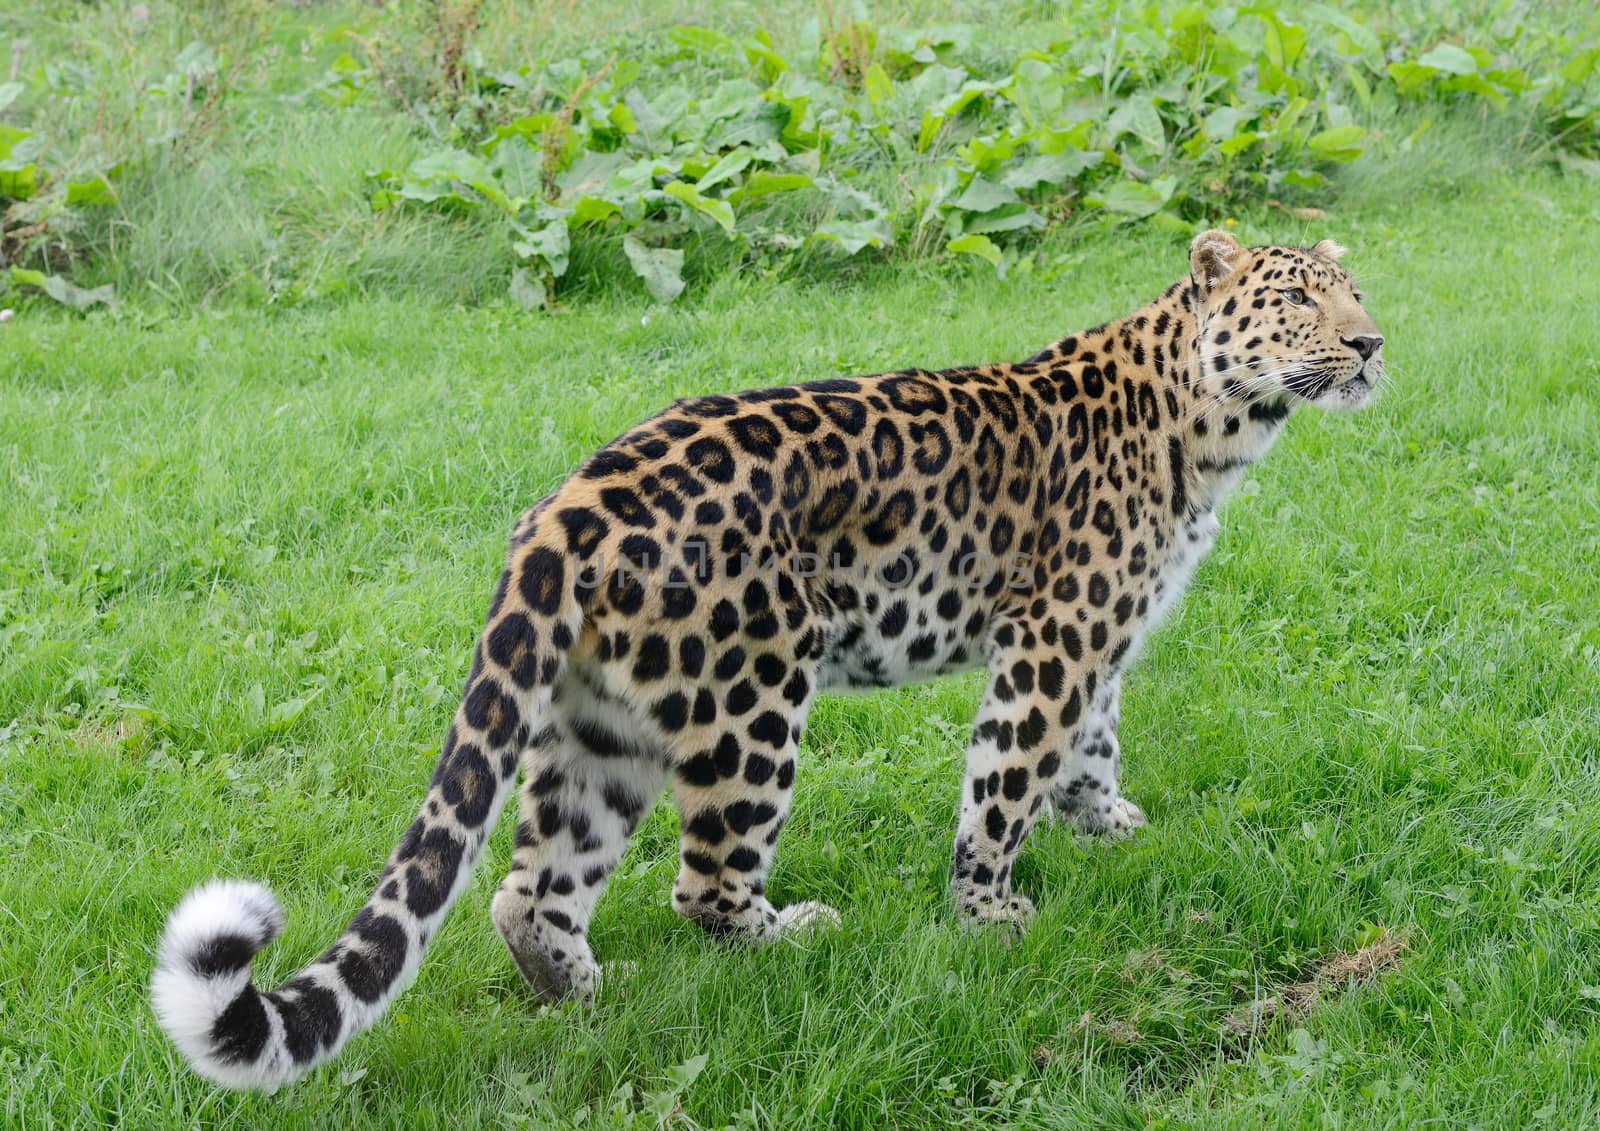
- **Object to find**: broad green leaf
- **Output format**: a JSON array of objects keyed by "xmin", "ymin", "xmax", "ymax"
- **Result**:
[
  {"xmin": 940, "ymin": 81, "xmax": 1000, "ymax": 120},
  {"xmin": 953, "ymin": 176, "xmax": 1021, "ymax": 213},
  {"xmin": 622, "ymin": 89, "xmax": 669, "ymax": 139},
  {"xmin": 1257, "ymin": 57, "xmax": 1299, "ymax": 97},
  {"xmin": 1108, "ymin": 97, "xmax": 1165, "ymax": 151},
  {"xmin": 1217, "ymin": 130, "xmax": 1262, "ymax": 157},
  {"xmin": 1006, "ymin": 57, "xmax": 1065, "ymax": 127},
  {"xmin": 917, "ymin": 79, "xmax": 999, "ymax": 151},
  {"xmin": 1204, "ymin": 105, "xmax": 1251, "ymax": 141},
  {"xmin": 813, "ymin": 218, "xmax": 890, "ymax": 255},
  {"xmin": 488, "ymin": 137, "xmax": 544, "ymax": 203},
  {"xmin": 0, "ymin": 124, "xmax": 40, "ymax": 199},
  {"xmin": 1148, "ymin": 211, "xmax": 1191, "ymax": 235},
  {"xmin": 0, "ymin": 163, "xmax": 37, "ymax": 199},
  {"xmin": 0, "ymin": 81, "xmax": 22, "ymax": 114},
  {"xmin": 1033, "ymin": 120, "xmax": 1094, "ymax": 155},
  {"xmin": 509, "ymin": 267, "xmax": 548, "ymax": 311},
  {"xmin": 513, "ymin": 218, "xmax": 571, "ymax": 277},
  {"xmin": 1269, "ymin": 96, "xmax": 1313, "ymax": 142},
  {"xmin": 1302, "ymin": 4, "xmax": 1383, "ymax": 56},
  {"xmin": 1483, "ymin": 66, "xmax": 1528, "ymax": 95},
  {"xmin": 1386, "ymin": 61, "xmax": 1438, "ymax": 96},
  {"xmin": 1261, "ymin": 16, "xmax": 1306, "ymax": 71},
  {"xmin": 555, "ymin": 150, "xmax": 630, "ymax": 199},
  {"xmin": 734, "ymin": 170, "xmax": 814, "ymax": 199},
  {"xmin": 961, "ymin": 204, "xmax": 1044, "ymax": 235},
  {"xmin": 696, "ymin": 148, "xmax": 752, "ymax": 193},
  {"xmin": 644, "ymin": 1089, "xmax": 679, "ymax": 1119},
  {"xmin": 404, "ymin": 149, "xmax": 511, "ymax": 211},
  {"xmin": 1345, "ymin": 63, "xmax": 1373, "ymax": 111},
  {"xmin": 623, "ymin": 235, "xmax": 686, "ymax": 303},
  {"xmin": 7, "ymin": 267, "xmax": 48, "ymax": 289},
  {"xmin": 959, "ymin": 133, "xmax": 1017, "ymax": 174},
  {"xmin": 609, "ymin": 58, "xmax": 641, "ymax": 87},
  {"xmin": 1444, "ymin": 73, "xmax": 1508, "ymax": 108},
  {"xmin": 489, "ymin": 112, "xmax": 557, "ymax": 149},
  {"xmin": 571, "ymin": 194, "xmax": 621, "ymax": 223},
  {"xmin": 946, "ymin": 233, "xmax": 1004, "ymax": 276},
  {"xmin": 707, "ymin": 101, "xmax": 789, "ymax": 149},
  {"xmin": 265, "ymin": 689, "xmax": 324, "ymax": 731},
  {"xmin": 391, "ymin": 180, "xmax": 460, "ymax": 205},
  {"xmin": 670, "ymin": 25, "xmax": 737, "ymax": 57},
  {"xmin": 864, "ymin": 63, "xmax": 893, "ymax": 109},
  {"xmin": 1416, "ymin": 44, "xmax": 1479, "ymax": 76},
  {"xmin": 668, "ymin": 1054, "xmax": 709, "ymax": 1089},
  {"xmin": 1096, "ymin": 177, "xmax": 1175, "ymax": 218},
  {"xmin": 693, "ymin": 80, "xmax": 766, "ymax": 129},
  {"xmin": 0, "ymin": 123, "xmax": 31, "ymax": 152},
  {"xmin": 66, "ymin": 175, "xmax": 118, "ymax": 206},
  {"xmin": 1560, "ymin": 47, "xmax": 1600, "ymax": 84},
  {"xmin": 819, "ymin": 176, "xmax": 888, "ymax": 220},
  {"xmin": 664, "ymin": 180, "xmax": 736, "ymax": 234},
  {"xmin": 608, "ymin": 101, "xmax": 638, "ymax": 134},
  {"xmin": 743, "ymin": 31, "xmax": 789, "ymax": 82},
  {"xmin": 9, "ymin": 267, "xmax": 116, "ymax": 309},
  {"xmin": 1307, "ymin": 124, "xmax": 1366, "ymax": 162},
  {"xmin": 999, "ymin": 150, "xmax": 1099, "ymax": 190}
]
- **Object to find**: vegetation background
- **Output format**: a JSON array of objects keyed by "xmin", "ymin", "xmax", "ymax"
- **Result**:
[{"xmin": 2, "ymin": 1, "xmax": 1598, "ymax": 1127}]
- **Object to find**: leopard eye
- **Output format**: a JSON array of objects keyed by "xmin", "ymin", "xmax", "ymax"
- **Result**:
[{"xmin": 1280, "ymin": 287, "xmax": 1308, "ymax": 306}]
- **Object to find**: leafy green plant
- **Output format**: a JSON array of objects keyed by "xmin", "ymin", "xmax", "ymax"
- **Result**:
[
  {"xmin": 0, "ymin": 35, "xmax": 240, "ymax": 309},
  {"xmin": 0, "ymin": 80, "xmax": 118, "ymax": 307},
  {"xmin": 5, "ymin": 1, "xmax": 1598, "ymax": 308},
  {"xmin": 356, "ymin": 3, "xmax": 1599, "ymax": 302}
]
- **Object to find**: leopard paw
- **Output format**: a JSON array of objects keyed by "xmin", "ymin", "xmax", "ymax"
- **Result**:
[
  {"xmin": 775, "ymin": 900, "xmax": 842, "ymax": 936},
  {"xmin": 958, "ymin": 893, "xmax": 1035, "ymax": 939},
  {"xmin": 1059, "ymin": 795, "xmax": 1146, "ymax": 838}
]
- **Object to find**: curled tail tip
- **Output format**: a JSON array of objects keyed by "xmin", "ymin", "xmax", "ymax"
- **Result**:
[
  {"xmin": 156, "ymin": 879, "xmax": 283, "ymax": 974},
  {"xmin": 151, "ymin": 879, "xmax": 291, "ymax": 1091}
]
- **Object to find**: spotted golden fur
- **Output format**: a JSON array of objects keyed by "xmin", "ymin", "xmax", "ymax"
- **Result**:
[{"xmin": 152, "ymin": 230, "xmax": 1384, "ymax": 1090}]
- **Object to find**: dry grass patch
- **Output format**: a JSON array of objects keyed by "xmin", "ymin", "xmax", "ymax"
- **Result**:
[{"xmin": 1224, "ymin": 930, "xmax": 1409, "ymax": 1038}]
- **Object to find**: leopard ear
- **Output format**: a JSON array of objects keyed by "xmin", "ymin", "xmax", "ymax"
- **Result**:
[
  {"xmin": 1189, "ymin": 229, "xmax": 1244, "ymax": 295},
  {"xmin": 1311, "ymin": 238, "xmax": 1348, "ymax": 262}
]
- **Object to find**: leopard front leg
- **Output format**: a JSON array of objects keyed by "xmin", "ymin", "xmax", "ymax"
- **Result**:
[
  {"xmin": 1050, "ymin": 672, "xmax": 1146, "ymax": 837},
  {"xmin": 952, "ymin": 629, "xmax": 1100, "ymax": 933}
]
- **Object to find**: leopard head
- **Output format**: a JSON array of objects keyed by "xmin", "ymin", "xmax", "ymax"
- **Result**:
[{"xmin": 1189, "ymin": 229, "xmax": 1384, "ymax": 411}]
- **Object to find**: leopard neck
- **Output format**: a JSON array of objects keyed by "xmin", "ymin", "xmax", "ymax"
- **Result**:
[{"xmin": 1031, "ymin": 278, "xmax": 1296, "ymax": 516}]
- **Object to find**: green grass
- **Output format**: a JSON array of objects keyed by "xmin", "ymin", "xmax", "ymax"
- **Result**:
[{"xmin": 5, "ymin": 140, "xmax": 1600, "ymax": 1130}]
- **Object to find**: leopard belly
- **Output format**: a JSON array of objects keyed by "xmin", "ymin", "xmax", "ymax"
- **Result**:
[{"xmin": 817, "ymin": 609, "xmax": 986, "ymax": 689}]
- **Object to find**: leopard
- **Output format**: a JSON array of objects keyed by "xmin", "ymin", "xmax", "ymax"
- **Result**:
[{"xmin": 151, "ymin": 229, "xmax": 1385, "ymax": 1089}]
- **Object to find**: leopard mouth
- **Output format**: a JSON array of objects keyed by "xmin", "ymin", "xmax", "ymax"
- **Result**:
[{"xmin": 1309, "ymin": 371, "xmax": 1374, "ymax": 410}]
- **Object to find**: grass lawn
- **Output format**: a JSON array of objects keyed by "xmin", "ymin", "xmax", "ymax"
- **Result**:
[{"xmin": 4, "ymin": 158, "xmax": 1600, "ymax": 1125}]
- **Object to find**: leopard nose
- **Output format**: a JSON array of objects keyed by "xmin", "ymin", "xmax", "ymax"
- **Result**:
[{"xmin": 1343, "ymin": 334, "xmax": 1383, "ymax": 361}]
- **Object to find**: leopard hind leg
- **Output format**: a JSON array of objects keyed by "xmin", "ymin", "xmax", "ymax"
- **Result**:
[{"xmin": 490, "ymin": 660, "xmax": 667, "ymax": 1002}]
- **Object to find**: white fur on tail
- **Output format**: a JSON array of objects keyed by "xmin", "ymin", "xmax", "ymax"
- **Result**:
[{"xmin": 150, "ymin": 880, "xmax": 292, "ymax": 1090}]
